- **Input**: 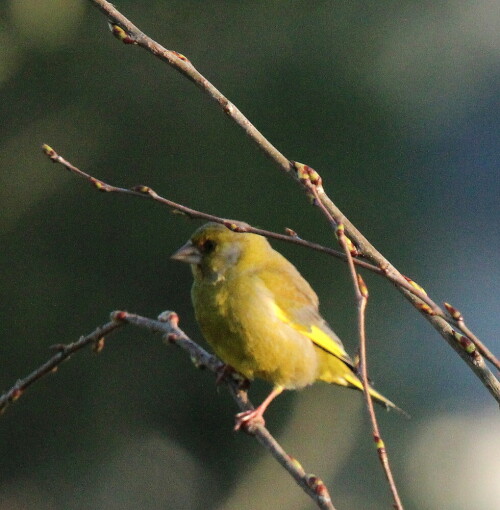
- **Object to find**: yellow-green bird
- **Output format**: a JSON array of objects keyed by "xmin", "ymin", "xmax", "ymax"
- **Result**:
[{"xmin": 172, "ymin": 222, "xmax": 399, "ymax": 430}]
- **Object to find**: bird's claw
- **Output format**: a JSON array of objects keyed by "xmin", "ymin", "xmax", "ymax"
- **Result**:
[{"xmin": 234, "ymin": 409, "xmax": 265, "ymax": 432}]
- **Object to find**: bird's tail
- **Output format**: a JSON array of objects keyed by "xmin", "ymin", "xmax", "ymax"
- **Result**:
[{"xmin": 345, "ymin": 373, "xmax": 410, "ymax": 418}]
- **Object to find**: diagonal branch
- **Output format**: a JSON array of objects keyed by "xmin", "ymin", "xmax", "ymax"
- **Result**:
[
  {"xmin": 41, "ymin": 141, "xmax": 500, "ymax": 404},
  {"xmin": 0, "ymin": 310, "xmax": 336, "ymax": 510},
  {"xmin": 0, "ymin": 321, "xmax": 120, "ymax": 413},
  {"xmin": 444, "ymin": 302, "xmax": 500, "ymax": 371},
  {"xmin": 40, "ymin": 144, "xmax": 483, "ymax": 339},
  {"xmin": 85, "ymin": 0, "xmax": 500, "ymax": 403}
]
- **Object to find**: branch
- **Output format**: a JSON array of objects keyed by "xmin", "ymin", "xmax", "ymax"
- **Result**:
[
  {"xmin": 84, "ymin": 0, "xmax": 500, "ymax": 403},
  {"xmin": 0, "ymin": 311, "xmax": 336, "ymax": 510},
  {"xmin": 0, "ymin": 321, "xmax": 120, "ymax": 412},
  {"xmin": 41, "ymin": 144, "xmax": 492, "ymax": 359},
  {"xmin": 444, "ymin": 302, "xmax": 500, "ymax": 371},
  {"xmin": 337, "ymin": 224, "xmax": 404, "ymax": 510},
  {"xmin": 40, "ymin": 146, "xmax": 382, "ymax": 274},
  {"xmin": 293, "ymin": 179, "xmax": 405, "ymax": 506},
  {"xmin": 38, "ymin": 144, "xmax": 403, "ymax": 504}
]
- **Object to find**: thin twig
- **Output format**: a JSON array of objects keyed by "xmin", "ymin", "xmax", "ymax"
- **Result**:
[
  {"xmin": 337, "ymin": 226, "xmax": 404, "ymax": 510},
  {"xmin": 0, "ymin": 321, "xmax": 121, "ymax": 413},
  {"xmin": 307, "ymin": 178, "xmax": 404, "ymax": 506},
  {"xmin": 84, "ymin": 0, "xmax": 500, "ymax": 404},
  {"xmin": 444, "ymin": 302, "xmax": 500, "ymax": 372},
  {"xmin": 40, "ymin": 145, "xmax": 378, "ymax": 273},
  {"xmin": 0, "ymin": 310, "xmax": 336, "ymax": 510},
  {"xmin": 40, "ymin": 145, "xmax": 455, "ymax": 330}
]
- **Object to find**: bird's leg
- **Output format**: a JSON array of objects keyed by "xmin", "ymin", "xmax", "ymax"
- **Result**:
[{"xmin": 234, "ymin": 385, "xmax": 284, "ymax": 431}]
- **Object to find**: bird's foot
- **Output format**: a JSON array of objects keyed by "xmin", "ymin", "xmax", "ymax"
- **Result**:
[{"xmin": 234, "ymin": 409, "xmax": 265, "ymax": 432}]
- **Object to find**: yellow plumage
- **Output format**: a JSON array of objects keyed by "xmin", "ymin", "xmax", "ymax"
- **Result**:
[{"xmin": 172, "ymin": 222, "xmax": 399, "ymax": 428}]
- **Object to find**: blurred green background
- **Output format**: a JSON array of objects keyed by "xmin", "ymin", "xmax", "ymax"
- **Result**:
[{"xmin": 1, "ymin": 1, "xmax": 499, "ymax": 509}]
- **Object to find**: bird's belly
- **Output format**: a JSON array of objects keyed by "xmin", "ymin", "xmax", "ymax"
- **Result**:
[
  {"xmin": 198, "ymin": 308, "xmax": 319, "ymax": 389},
  {"xmin": 248, "ymin": 326, "xmax": 319, "ymax": 389},
  {"xmin": 193, "ymin": 275, "xmax": 320, "ymax": 389}
]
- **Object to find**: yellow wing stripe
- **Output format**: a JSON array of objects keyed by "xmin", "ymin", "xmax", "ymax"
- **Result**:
[
  {"xmin": 273, "ymin": 304, "xmax": 351, "ymax": 364},
  {"xmin": 272, "ymin": 302, "xmax": 403, "ymax": 414}
]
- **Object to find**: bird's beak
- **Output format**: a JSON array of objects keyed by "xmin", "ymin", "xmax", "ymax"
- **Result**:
[{"xmin": 171, "ymin": 240, "xmax": 202, "ymax": 265}]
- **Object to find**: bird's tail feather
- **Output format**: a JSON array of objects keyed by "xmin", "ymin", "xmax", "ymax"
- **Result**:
[{"xmin": 344, "ymin": 373, "xmax": 410, "ymax": 418}]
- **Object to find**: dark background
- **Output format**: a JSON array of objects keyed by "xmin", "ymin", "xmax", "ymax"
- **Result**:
[{"xmin": 1, "ymin": 1, "xmax": 499, "ymax": 509}]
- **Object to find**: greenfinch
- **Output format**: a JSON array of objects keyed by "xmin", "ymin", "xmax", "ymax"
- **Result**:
[{"xmin": 172, "ymin": 222, "xmax": 399, "ymax": 430}]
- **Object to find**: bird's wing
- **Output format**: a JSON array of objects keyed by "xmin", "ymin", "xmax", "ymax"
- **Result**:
[
  {"xmin": 256, "ymin": 258, "xmax": 355, "ymax": 369},
  {"xmin": 275, "ymin": 303, "xmax": 355, "ymax": 368}
]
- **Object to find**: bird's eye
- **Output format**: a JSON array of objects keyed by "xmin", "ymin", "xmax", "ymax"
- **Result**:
[{"xmin": 201, "ymin": 239, "xmax": 216, "ymax": 253}]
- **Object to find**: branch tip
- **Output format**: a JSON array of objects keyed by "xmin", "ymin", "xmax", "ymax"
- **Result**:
[
  {"xmin": 111, "ymin": 310, "xmax": 128, "ymax": 322},
  {"xmin": 41, "ymin": 144, "xmax": 58, "ymax": 161},
  {"xmin": 157, "ymin": 310, "xmax": 179, "ymax": 326},
  {"xmin": 444, "ymin": 302, "xmax": 463, "ymax": 321}
]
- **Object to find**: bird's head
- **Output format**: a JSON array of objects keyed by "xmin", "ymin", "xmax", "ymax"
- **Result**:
[{"xmin": 171, "ymin": 222, "xmax": 269, "ymax": 281}]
